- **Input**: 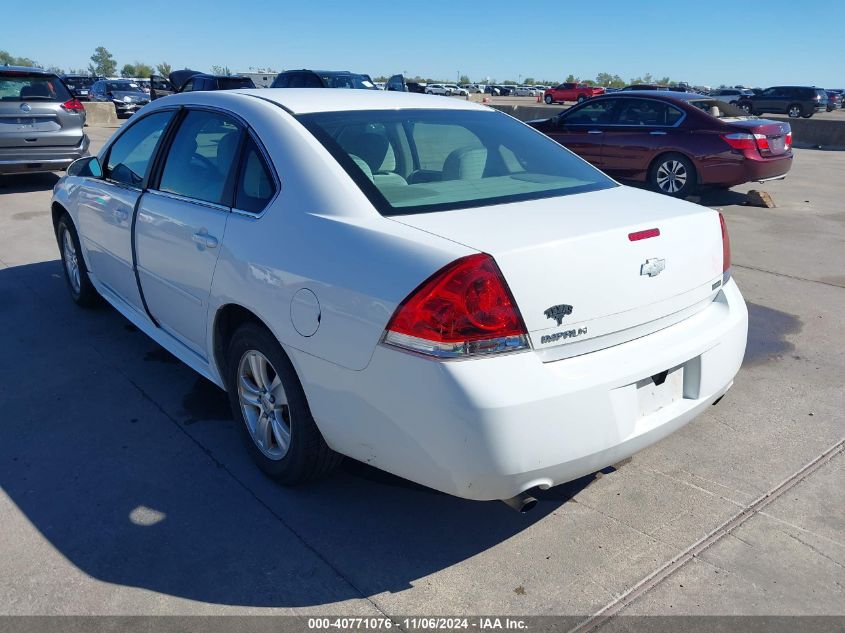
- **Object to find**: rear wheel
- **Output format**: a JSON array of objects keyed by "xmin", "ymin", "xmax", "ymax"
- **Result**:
[
  {"xmin": 226, "ymin": 322, "xmax": 342, "ymax": 484},
  {"xmin": 801, "ymin": 112, "xmax": 813, "ymax": 119},
  {"xmin": 544, "ymin": 94, "xmax": 553, "ymax": 104},
  {"xmin": 787, "ymin": 103, "xmax": 803, "ymax": 118},
  {"xmin": 738, "ymin": 101, "xmax": 752, "ymax": 114},
  {"xmin": 577, "ymin": 94, "xmax": 587, "ymax": 103},
  {"xmin": 649, "ymin": 153, "xmax": 696, "ymax": 198},
  {"xmin": 57, "ymin": 214, "xmax": 99, "ymax": 307}
]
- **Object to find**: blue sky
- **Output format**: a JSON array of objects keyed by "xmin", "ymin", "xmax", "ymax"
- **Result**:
[{"xmin": 4, "ymin": 0, "xmax": 843, "ymax": 88}]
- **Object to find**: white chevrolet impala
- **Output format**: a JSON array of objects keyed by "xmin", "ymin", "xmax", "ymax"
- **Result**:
[{"xmin": 51, "ymin": 90, "xmax": 748, "ymax": 510}]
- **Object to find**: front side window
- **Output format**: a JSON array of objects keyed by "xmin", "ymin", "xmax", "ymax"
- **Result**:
[
  {"xmin": 562, "ymin": 99, "xmax": 618, "ymax": 125},
  {"xmin": 0, "ymin": 74, "xmax": 71, "ymax": 102},
  {"xmin": 299, "ymin": 109, "xmax": 615, "ymax": 216},
  {"xmin": 158, "ymin": 110, "xmax": 242, "ymax": 205},
  {"xmin": 105, "ymin": 110, "xmax": 175, "ymax": 187}
]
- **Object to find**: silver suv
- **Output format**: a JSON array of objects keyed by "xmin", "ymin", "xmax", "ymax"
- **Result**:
[{"xmin": 0, "ymin": 66, "xmax": 90, "ymax": 175}]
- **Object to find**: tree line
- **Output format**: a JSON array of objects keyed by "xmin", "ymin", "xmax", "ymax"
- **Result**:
[{"xmin": 373, "ymin": 71, "xmax": 686, "ymax": 88}]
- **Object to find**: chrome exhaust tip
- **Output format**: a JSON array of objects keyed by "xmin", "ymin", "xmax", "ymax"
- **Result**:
[{"xmin": 501, "ymin": 493, "xmax": 538, "ymax": 513}]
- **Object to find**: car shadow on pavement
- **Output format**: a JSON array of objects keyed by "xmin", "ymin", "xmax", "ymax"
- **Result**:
[
  {"xmin": 0, "ymin": 172, "xmax": 60, "ymax": 194},
  {"xmin": 0, "ymin": 259, "xmax": 601, "ymax": 608}
]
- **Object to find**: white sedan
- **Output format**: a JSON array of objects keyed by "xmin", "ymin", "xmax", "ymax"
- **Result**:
[
  {"xmin": 52, "ymin": 90, "xmax": 748, "ymax": 510},
  {"xmin": 513, "ymin": 86, "xmax": 539, "ymax": 96}
]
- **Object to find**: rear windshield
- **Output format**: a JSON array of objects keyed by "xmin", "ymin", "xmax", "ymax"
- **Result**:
[
  {"xmin": 64, "ymin": 76, "xmax": 96, "ymax": 89},
  {"xmin": 688, "ymin": 99, "xmax": 749, "ymax": 118},
  {"xmin": 106, "ymin": 81, "xmax": 142, "ymax": 92},
  {"xmin": 219, "ymin": 76, "xmax": 255, "ymax": 90},
  {"xmin": 323, "ymin": 74, "xmax": 377, "ymax": 90},
  {"xmin": 298, "ymin": 108, "xmax": 616, "ymax": 216},
  {"xmin": 0, "ymin": 74, "xmax": 71, "ymax": 102}
]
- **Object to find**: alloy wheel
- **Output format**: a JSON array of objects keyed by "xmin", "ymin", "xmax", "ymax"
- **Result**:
[
  {"xmin": 655, "ymin": 160, "xmax": 688, "ymax": 194},
  {"xmin": 237, "ymin": 350, "xmax": 291, "ymax": 460},
  {"xmin": 788, "ymin": 105, "xmax": 801, "ymax": 118},
  {"xmin": 61, "ymin": 228, "xmax": 81, "ymax": 294}
]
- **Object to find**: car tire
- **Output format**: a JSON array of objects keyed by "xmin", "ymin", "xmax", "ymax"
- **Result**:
[
  {"xmin": 801, "ymin": 113, "xmax": 813, "ymax": 119},
  {"xmin": 56, "ymin": 214, "xmax": 99, "ymax": 307},
  {"xmin": 787, "ymin": 103, "xmax": 803, "ymax": 118},
  {"xmin": 649, "ymin": 153, "xmax": 696, "ymax": 198},
  {"xmin": 226, "ymin": 322, "xmax": 342, "ymax": 484},
  {"xmin": 544, "ymin": 95, "xmax": 553, "ymax": 104},
  {"xmin": 577, "ymin": 95, "xmax": 587, "ymax": 103},
  {"xmin": 738, "ymin": 101, "xmax": 753, "ymax": 114}
]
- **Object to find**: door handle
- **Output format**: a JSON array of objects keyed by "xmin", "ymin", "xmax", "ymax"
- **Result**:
[
  {"xmin": 192, "ymin": 232, "xmax": 218, "ymax": 249},
  {"xmin": 650, "ymin": 131, "xmax": 668, "ymax": 136},
  {"xmin": 587, "ymin": 130, "xmax": 603, "ymax": 134}
]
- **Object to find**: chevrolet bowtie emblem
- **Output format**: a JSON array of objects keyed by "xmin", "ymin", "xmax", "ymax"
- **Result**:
[{"xmin": 641, "ymin": 258, "xmax": 666, "ymax": 277}]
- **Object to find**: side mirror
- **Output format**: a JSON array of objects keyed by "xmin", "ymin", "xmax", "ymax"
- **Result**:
[{"xmin": 67, "ymin": 156, "xmax": 103, "ymax": 179}]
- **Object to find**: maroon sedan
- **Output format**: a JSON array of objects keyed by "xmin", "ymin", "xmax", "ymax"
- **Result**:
[{"xmin": 530, "ymin": 91, "xmax": 793, "ymax": 197}]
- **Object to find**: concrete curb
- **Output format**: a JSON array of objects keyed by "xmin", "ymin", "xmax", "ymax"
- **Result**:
[{"xmin": 83, "ymin": 102, "xmax": 118, "ymax": 127}]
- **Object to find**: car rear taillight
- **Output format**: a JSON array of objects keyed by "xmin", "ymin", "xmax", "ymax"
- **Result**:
[
  {"xmin": 753, "ymin": 133, "xmax": 770, "ymax": 151},
  {"xmin": 719, "ymin": 212, "xmax": 731, "ymax": 283},
  {"xmin": 382, "ymin": 253, "xmax": 529, "ymax": 358},
  {"xmin": 61, "ymin": 98, "xmax": 85, "ymax": 113},
  {"xmin": 785, "ymin": 132, "xmax": 792, "ymax": 149},
  {"xmin": 721, "ymin": 132, "xmax": 756, "ymax": 151}
]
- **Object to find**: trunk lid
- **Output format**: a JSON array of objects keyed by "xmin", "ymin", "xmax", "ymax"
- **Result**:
[
  {"xmin": 392, "ymin": 185, "xmax": 724, "ymax": 357},
  {"xmin": 725, "ymin": 117, "xmax": 792, "ymax": 155},
  {"xmin": 0, "ymin": 72, "xmax": 83, "ymax": 148}
]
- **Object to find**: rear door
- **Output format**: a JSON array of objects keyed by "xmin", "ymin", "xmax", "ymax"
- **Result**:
[
  {"xmin": 599, "ymin": 97, "xmax": 686, "ymax": 181},
  {"xmin": 551, "ymin": 97, "xmax": 619, "ymax": 168},
  {"xmin": 75, "ymin": 109, "xmax": 177, "ymax": 311},
  {"xmin": 0, "ymin": 72, "xmax": 83, "ymax": 148},
  {"xmin": 754, "ymin": 87, "xmax": 782, "ymax": 113},
  {"xmin": 135, "ymin": 109, "xmax": 243, "ymax": 356}
]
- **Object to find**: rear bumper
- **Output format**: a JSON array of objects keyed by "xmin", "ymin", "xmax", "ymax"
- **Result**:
[
  {"xmin": 700, "ymin": 151, "xmax": 793, "ymax": 187},
  {"xmin": 292, "ymin": 279, "xmax": 748, "ymax": 501},
  {"xmin": 0, "ymin": 135, "xmax": 89, "ymax": 174}
]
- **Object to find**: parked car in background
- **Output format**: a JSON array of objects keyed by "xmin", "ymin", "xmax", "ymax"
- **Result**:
[
  {"xmin": 444, "ymin": 84, "xmax": 467, "ymax": 96},
  {"xmin": 149, "ymin": 70, "xmax": 255, "ymax": 100},
  {"xmin": 51, "ymin": 89, "xmax": 747, "ymax": 507},
  {"xmin": 425, "ymin": 84, "xmax": 451, "ymax": 95},
  {"xmin": 271, "ymin": 69, "xmax": 377, "ymax": 90},
  {"xmin": 61, "ymin": 75, "xmax": 99, "ymax": 100},
  {"xmin": 544, "ymin": 83, "xmax": 605, "ymax": 104},
  {"xmin": 461, "ymin": 84, "xmax": 483, "ymax": 93},
  {"xmin": 825, "ymin": 90, "xmax": 841, "ymax": 111},
  {"xmin": 90, "ymin": 79, "xmax": 150, "ymax": 117},
  {"xmin": 0, "ymin": 66, "xmax": 88, "ymax": 175},
  {"xmin": 622, "ymin": 84, "xmax": 670, "ymax": 91},
  {"xmin": 737, "ymin": 86, "xmax": 828, "ymax": 118},
  {"xmin": 711, "ymin": 88, "xmax": 755, "ymax": 105},
  {"xmin": 530, "ymin": 91, "xmax": 793, "ymax": 197},
  {"xmin": 513, "ymin": 85, "xmax": 540, "ymax": 96}
]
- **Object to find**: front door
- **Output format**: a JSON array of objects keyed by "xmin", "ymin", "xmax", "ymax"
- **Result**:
[
  {"xmin": 551, "ymin": 98, "xmax": 619, "ymax": 168},
  {"xmin": 75, "ymin": 110, "xmax": 176, "ymax": 312},
  {"xmin": 135, "ymin": 109, "xmax": 243, "ymax": 356}
]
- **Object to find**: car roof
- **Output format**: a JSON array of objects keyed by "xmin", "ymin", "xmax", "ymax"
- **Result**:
[
  {"xmin": 598, "ymin": 90, "xmax": 706, "ymax": 101},
  {"xmin": 0, "ymin": 65, "xmax": 53, "ymax": 75},
  {"xmin": 228, "ymin": 88, "xmax": 490, "ymax": 114}
]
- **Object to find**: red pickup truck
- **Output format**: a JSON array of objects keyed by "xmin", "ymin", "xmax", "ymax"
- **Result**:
[{"xmin": 544, "ymin": 83, "xmax": 605, "ymax": 105}]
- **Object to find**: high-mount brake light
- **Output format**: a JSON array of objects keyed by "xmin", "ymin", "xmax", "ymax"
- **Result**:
[{"xmin": 382, "ymin": 253, "xmax": 529, "ymax": 358}]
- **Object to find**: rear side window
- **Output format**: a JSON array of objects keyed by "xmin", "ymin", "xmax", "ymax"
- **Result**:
[
  {"xmin": 563, "ymin": 99, "xmax": 617, "ymax": 125},
  {"xmin": 105, "ymin": 111, "xmax": 175, "ymax": 187},
  {"xmin": 0, "ymin": 74, "xmax": 71, "ymax": 102},
  {"xmin": 159, "ymin": 110, "xmax": 243, "ymax": 205},
  {"xmin": 235, "ymin": 137, "xmax": 276, "ymax": 213},
  {"xmin": 614, "ymin": 99, "xmax": 683, "ymax": 126},
  {"xmin": 218, "ymin": 77, "xmax": 254, "ymax": 90}
]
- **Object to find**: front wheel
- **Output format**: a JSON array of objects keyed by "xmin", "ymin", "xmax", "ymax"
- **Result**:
[
  {"xmin": 226, "ymin": 322, "xmax": 342, "ymax": 484},
  {"xmin": 650, "ymin": 153, "xmax": 696, "ymax": 197},
  {"xmin": 57, "ymin": 214, "xmax": 99, "ymax": 307},
  {"xmin": 787, "ymin": 103, "xmax": 803, "ymax": 118},
  {"xmin": 544, "ymin": 94, "xmax": 553, "ymax": 104},
  {"xmin": 738, "ymin": 102, "xmax": 753, "ymax": 114}
]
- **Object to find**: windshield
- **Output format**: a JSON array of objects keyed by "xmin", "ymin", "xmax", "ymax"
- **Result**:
[
  {"xmin": 298, "ymin": 109, "xmax": 616, "ymax": 216},
  {"xmin": 106, "ymin": 81, "xmax": 142, "ymax": 92},
  {"xmin": 64, "ymin": 77, "xmax": 95, "ymax": 89},
  {"xmin": 323, "ymin": 73, "xmax": 377, "ymax": 90},
  {"xmin": 0, "ymin": 74, "xmax": 72, "ymax": 102},
  {"xmin": 688, "ymin": 99, "xmax": 749, "ymax": 118}
]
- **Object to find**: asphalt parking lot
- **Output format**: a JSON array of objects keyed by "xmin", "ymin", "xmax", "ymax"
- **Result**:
[{"xmin": 0, "ymin": 124, "xmax": 842, "ymax": 623}]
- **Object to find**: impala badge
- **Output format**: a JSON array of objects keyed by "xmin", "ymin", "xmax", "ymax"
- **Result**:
[
  {"xmin": 544, "ymin": 304, "xmax": 573, "ymax": 326},
  {"xmin": 641, "ymin": 258, "xmax": 666, "ymax": 277}
]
